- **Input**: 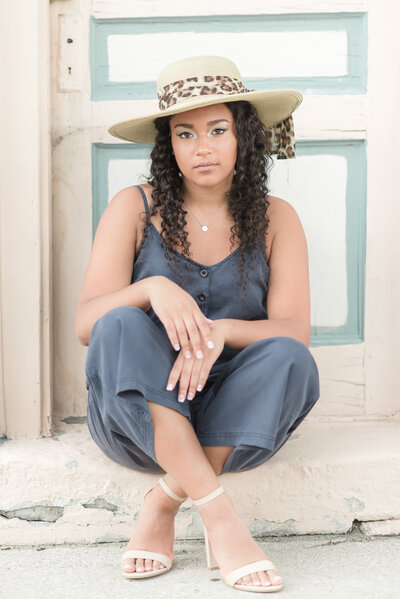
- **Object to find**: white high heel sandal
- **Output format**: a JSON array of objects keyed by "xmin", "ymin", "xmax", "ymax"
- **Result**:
[
  {"xmin": 121, "ymin": 477, "xmax": 187, "ymax": 579},
  {"xmin": 193, "ymin": 486, "xmax": 283, "ymax": 593}
]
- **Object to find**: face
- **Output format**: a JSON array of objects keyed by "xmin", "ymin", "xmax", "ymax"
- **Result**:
[{"xmin": 169, "ymin": 103, "xmax": 237, "ymax": 186}]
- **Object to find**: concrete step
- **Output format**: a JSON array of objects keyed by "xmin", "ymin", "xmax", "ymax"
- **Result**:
[{"xmin": 1, "ymin": 415, "xmax": 400, "ymax": 546}]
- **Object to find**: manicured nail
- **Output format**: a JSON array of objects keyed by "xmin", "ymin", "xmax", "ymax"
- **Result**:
[
  {"xmin": 197, "ymin": 384, "xmax": 202, "ymax": 392},
  {"xmin": 178, "ymin": 394, "xmax": 185, "ymax": 402},
  {"xmin": 187, "ymin": 392, "xmax": 194, "ymax": 400},
  {"xmin": 185, "ymin": 351, "xmax": 191, "ymax": 358},
  {"xmin": 196, "ymin": 350, "xmax": 203, "ymax": 359},
  {"xmin": 174, "ymin": 343, "xmax": 180, "ymax": 351},
  {"xmin": 166, "ymin": 383, "xmax": 173, "ymax": 391},
  {"xmin": 207, "ymin": 340, "xmax": 214, "ymax": 349}
]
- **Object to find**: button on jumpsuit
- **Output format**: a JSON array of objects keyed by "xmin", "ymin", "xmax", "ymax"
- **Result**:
[{"xmin": 85, "ymin": 185, "xmax": 320, "ymax": 474}]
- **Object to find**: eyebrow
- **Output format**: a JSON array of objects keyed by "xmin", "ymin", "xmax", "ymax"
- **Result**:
[{"xmin": 173, "ymin": 119, "xmax": 229, "ymax": 129}]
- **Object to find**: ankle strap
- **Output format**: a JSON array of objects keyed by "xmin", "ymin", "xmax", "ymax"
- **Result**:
[
  {"xmin": 193, "ymin": 486, "xmax": 224, "ymax": 506},
  {"xmin": 158, "ymin": 477, "xmax": 187, "ymax": 502}
]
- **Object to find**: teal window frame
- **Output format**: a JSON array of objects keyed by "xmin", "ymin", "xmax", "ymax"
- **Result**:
[
  {"xmin": 92, "ymin": 139, "xmax": 366, "ymax": 347},
  {"xmin": 89, "ymin": 12, "xmax": 367, "ymax": 101}
]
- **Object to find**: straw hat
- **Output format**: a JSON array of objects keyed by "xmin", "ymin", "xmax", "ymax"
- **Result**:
[{"xmin": 108, "ymin": 55, "xmax": 302, "ymax": 156}]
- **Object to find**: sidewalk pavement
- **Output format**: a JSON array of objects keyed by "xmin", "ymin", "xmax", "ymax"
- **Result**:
[{"xmin": 1, "ymin": 527, "xmax": 399, "ymax": 599}]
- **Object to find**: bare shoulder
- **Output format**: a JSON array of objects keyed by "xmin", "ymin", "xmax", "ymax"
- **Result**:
[
  {"xmin": 108, "ymin": 185, "xmax": 147, "ymax": 217},
  {"xmin": 267, "ymin": 195, "xmax": 301, "ymax": 228},
  {"xmin": 268, "ymin": 194, "xmax": 304, "ymax": 239}
]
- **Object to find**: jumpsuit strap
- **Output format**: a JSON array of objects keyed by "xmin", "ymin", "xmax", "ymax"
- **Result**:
[{"xmin": 135, "ymin": 184, "xmax": 149, "ymax": 216}]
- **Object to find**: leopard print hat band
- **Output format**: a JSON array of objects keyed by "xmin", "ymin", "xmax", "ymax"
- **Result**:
[
  {"xmin": 108, "ymin": 55, "xmax": 302, "ymax": 159},
  {"xmin": 158, "ymin": 74, "xmax": 254, "ymax": 111}
]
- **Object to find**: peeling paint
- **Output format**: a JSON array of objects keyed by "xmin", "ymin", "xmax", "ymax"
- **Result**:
[
  {"xmin": 52, "ymin": 429, "xmax": 65, "ymax": 437},
  {"xmin": 0, "ymin": 506, "xmax": 64, "ymax": 522},
  {"xmin": 62, "ymin": 416, "xmax": 87, "ymax": 424},
  {"xmin": 250, "ymin": 519, "xmax": 298, "ymax": 537},
  {"xmin": 344, "ymin": 497, "xmax": 365, "ymax": 512},
  {"xmin": 185, "ymin": 509, "xmax": 204, "ymax": 538},
  {"xmin": 65, "ymin": 460, "xmax": 79, "ymax": 469},
  {"xmin": 82, "ymin": 498, "xmax": 118, "ymax": 512}
]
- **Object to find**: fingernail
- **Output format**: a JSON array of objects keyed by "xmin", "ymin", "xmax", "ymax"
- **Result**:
[
  {"xmin": 178, "ymin": 394, "xmax": 185, "ymax": 402},
  {"xmin": 207, "ymin": 340, "xmax": 214, "ymax": 349},
  {"xmin": 166, "ymin": 383, "xmax": 173, "ymax": 391},
  {"xmin": 174, "ymin": 344, "xmax": 180, "ymax": 351},
  {"xmin": 187, "ymin": 392, "xmax": 194, "ymax": 400},
  {"xmin": 185, "ymin": 351, "xmax": 191, "ymax": 358},
  {"xmin": 196, "ymin": 350, "xmax": 203, "ymax": 359},
  {"xmin": 197, "ymin": 384, "xmax": 202, "ymax": 392}
]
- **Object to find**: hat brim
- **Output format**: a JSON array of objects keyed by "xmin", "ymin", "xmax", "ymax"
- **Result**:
[{"xmin": 108, "ymin": 88, "xmax": 302, "ymax": 144}]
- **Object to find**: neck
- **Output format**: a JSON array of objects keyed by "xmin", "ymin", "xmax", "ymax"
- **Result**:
[{"xmin": 181, "ymin": 178, "xmax": 231, "ymax": 212}]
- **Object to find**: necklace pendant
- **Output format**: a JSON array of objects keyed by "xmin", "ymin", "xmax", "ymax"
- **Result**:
[{"xmin": 201, "ymin": 225, "xmax": 208, "ymax": 232}]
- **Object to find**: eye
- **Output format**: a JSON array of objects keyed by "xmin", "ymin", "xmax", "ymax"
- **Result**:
[{"xmin": 176, "ymin": 127, "xmax": 227, "ymax": 139}]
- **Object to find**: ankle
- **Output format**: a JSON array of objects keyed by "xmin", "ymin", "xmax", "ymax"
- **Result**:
[
  {"xmin": 147, "ymin": 484, "xmax": 182, "ymax": 515},
  {"xmin": 196, "ymin": 492, "xmax": 237, "ymax": 527}
]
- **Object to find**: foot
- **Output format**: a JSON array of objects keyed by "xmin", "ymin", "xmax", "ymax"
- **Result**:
[
  {"xmin": 199, "ymin": 493, "xmax": 283, "ymax": 589},
  {"xmin": 121, "ymin": 482, "xmax": 181, "ymax": 575}
]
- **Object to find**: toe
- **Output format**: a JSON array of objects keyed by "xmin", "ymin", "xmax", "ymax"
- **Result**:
[
  {"xmin": 144, "ymin": 558, "xmax": 153, "ymax": 571},
  {"xmin": 242, "ymin": 574, "xmax": 253, "ymax": 586},
  {"xmin": 122, "ymin": 558, "xmax": 135, "ymax": 573},
  {"xmin": 258, "ymin": 570, "xmax": 271, "ymax": 587},
  {"xmin": 267, "ymin": 569, "xmax": 283, "ymax": 587},
  {"xmin": 135, "ymin": 558, "xmax": 144, "ymax": 572},
  {"xmin": 250, "ymin": 572, "xmax": 262, "ymax": 586}
]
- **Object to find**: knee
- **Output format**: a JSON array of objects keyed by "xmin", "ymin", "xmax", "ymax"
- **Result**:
[
  {"xmin": 268, "ymin": 336, "xmax": 315, "ymax": 371},
  {"xmin": 98, "ymin": 305, "xmax": 145, "ymax": 327},
  {"xmin": 92, "ymin": 305, "xmax": 148, "ymax": 339}
]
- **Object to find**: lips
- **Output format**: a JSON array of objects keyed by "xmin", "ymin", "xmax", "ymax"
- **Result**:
[{"xmin": 195, "ymin": 162, "xmax": 216, "ymax": 168}]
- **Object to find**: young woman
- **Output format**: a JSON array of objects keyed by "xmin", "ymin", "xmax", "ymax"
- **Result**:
[{"xmin": 75, "ymin": 55, "xmax": 320, "ymax": 593}]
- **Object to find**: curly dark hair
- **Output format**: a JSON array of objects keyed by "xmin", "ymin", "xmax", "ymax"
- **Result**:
[{"xmin": 141, "ymin": 100, "xmax": 274, "ymax": 301}]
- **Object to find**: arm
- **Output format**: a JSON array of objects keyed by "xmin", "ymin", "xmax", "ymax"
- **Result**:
[
  {"xmin": 74, "ymin": 186, "xmax": 153, "ymax": 346},
  {"xmin": 219, "ymin": 197, "xmax": 311, "ymax": 348},
  {"xmin": 75, "ymin": 280, "xmax": 151, "ymax": 346}
]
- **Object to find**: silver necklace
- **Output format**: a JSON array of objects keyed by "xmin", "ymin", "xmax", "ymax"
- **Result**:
[{"xmin": 183, "ymin": 199, "xmax": 228, "ymax": 232}]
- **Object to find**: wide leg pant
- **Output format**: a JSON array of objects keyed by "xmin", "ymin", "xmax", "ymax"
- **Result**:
[{"xmin": 85, "ymin": 306, "xmax": 320, "ymax": 474}]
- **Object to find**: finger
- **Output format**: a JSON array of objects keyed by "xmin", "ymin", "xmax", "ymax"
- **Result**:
[
  {"xmin": 194, "ymin": 313, "xmax": 215, "ymax": 350},
  {"xmin": 161, "ymin": 316, "xmax": 182, "ymax": 352},
  {"xmin": 165, "ymin": 351, "xmax": 185, "ymax": 391},
  {"xmin": 177, "ymin": 355, "xmax": 195, "ymax": 402},
  {"xmin": 174, "ymin": 316, "xmax": 192, "ymax": 357},
  {"xmin": 182, "ymin": 314, "xmax": 203, "ymax": 360},
  {"xmin": 195, "ymin": 361, "xmax": 211, "ymax": 394},
  {"xmin": 186, "ymin": 356, "xmax": 203, "ymax": 400}
]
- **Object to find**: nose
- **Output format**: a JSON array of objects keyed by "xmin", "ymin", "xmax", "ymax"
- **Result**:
[{"xmin": 194, "ymin": 132, "xmax": 213, "ymax": 155}]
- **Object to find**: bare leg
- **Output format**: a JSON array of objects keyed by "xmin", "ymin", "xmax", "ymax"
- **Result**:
[
  {"xmin": 122, "ymin": 402, "xmax": 282, "ymax": 588},
  {"xmin": 163, "ymin": 445, "xmax": 235, "ymax": 499}
]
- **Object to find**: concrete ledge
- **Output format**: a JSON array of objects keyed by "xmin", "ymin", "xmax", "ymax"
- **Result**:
[{"xmin": 1, "ymin": 416, "xmax": 400, "ymax": 546}]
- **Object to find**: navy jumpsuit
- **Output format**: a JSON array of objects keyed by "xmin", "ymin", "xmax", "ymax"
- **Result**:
[{"xmin": 85, "ymin": 185, "xmax": 320, "ymax": 475}]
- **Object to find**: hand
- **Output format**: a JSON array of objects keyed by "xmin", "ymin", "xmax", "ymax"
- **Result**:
[
  {"xmin": 165, "ymin": 320, "xmax": 227, "ymax": 402},
  {"xmin": 144, "ymin": 276, "xmax": 215, "ymax": 357}
]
